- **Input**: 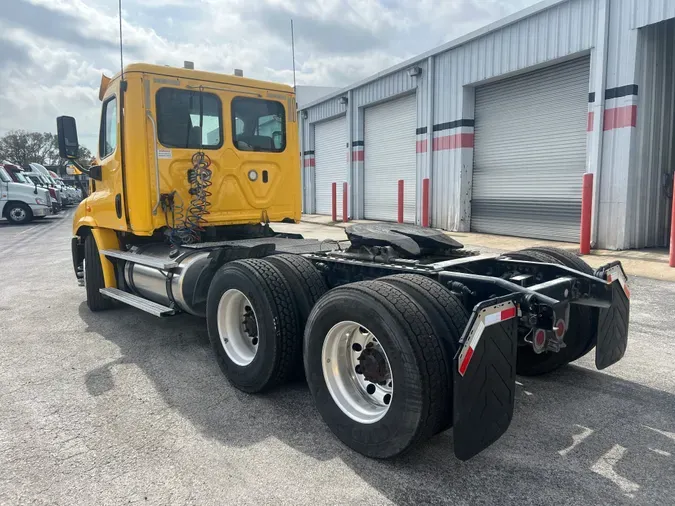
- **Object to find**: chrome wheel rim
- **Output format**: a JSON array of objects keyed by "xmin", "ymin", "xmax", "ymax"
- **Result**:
[
  {"xmin": 10, "ymin": 207, "xmax": 26, "ymax": 221},
  {"xmin": 217, "ymin": 289, "xmax": 259, "ymax": 366},
  {"xmin": 322, "ymin": 321, "xmax": 393, "ymax": 424}
]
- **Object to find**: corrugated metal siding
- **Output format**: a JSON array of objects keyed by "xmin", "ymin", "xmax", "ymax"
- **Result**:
[
  {"xmin": 629, "ymin": 18, "xmax": 675, "ymax": 247},
  {"xmin": 472, "ymin": 57, "xmax": 590, "ymax": 241},
  {"xmin": 631, "ymin": 0, "xmax": 675, "ymax": 28}
]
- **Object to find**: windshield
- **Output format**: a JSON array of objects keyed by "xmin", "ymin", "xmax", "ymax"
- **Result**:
[
  {"xmin": 13, "ymin": 171, "xmax": 28, "ymax": 184},
  {"xmin": 0, "ymin": 167, "xmax": 10, "ymax": 183}
]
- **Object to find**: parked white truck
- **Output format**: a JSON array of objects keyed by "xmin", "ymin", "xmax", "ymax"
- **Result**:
[{"xmin": 0, "ymin": 166, "xmax": 51, "ymax": 224}]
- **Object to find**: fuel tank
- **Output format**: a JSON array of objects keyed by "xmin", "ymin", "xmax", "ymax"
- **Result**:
[{"xmin": 123, "ymin": 244, "xmax": 212, "ymax": 317}]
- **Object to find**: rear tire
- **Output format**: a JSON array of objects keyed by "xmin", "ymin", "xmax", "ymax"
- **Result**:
[
  {"xmin": 379, "ymin": 274, "xmax": 468, "ymax": 432},
  {"xmin": 84, "ymin": 234, "xmax": 113, "ymax": 312},
  {"xmin": 304, "ymin": 280, "xmax": 449, "ymax": 458},
  {"xmin": 206, "ymin": 259, "xmax": 301, "ymax": 393},
  {"xmin": 265, "ymin": 254, "xmax": 328, "ymax": 378},
  {"xmin": 502, "ymin": 248, "xmax": 595, "ymax": 376}
]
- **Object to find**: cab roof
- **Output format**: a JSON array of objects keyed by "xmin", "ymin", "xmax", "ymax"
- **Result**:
[{"xmin": 113, "ymin": 63, "xmax": 294, "ymax": 95}]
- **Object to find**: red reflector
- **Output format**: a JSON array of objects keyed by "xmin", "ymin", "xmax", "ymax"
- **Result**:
[
  {"xmin": 500, "ymin": 307, "xmax": 517, "ymax": 320},
  {"xmin": 458, "ymin": 347, "xmax": 474, "ymax": 376}
]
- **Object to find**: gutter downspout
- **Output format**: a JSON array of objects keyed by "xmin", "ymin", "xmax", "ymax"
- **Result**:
[{"xmin": 591, "ymin": 0, "xmax": 610, "ymax": 247}]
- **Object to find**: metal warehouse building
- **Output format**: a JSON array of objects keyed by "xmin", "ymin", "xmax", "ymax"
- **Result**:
[{"xmin": 298, "ymin": 0, "xmax": 675, "ymax": 250}]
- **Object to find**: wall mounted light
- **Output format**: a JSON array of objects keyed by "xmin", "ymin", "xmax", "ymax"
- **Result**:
[
  {"xmin": 339, "ymin": 96, "xmax": 348, "ymax": 105},
  {"xmin": 407, "ymin": 66, "xmax": 422, "ymax": 77},
  {"xmin": 302, "ymin": 110, "xmax": 308, "ymax": 119}
]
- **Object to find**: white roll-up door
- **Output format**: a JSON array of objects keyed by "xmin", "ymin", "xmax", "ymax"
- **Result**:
[
  {"xmin": 314, "ymin": 116, "xmax": 347, "ymax": 215},
  {"xmin": 364, "ymin": 94, "xmax": 417, "ymax": 222},
  {"xmin": 472, "ymin": 56, "xmax": 590, "ymax": 242}
]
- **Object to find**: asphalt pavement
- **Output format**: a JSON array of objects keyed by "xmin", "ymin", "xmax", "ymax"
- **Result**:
[{"xmin": 1, "ymin": 211, "xmax": 674, "ymax": 505}]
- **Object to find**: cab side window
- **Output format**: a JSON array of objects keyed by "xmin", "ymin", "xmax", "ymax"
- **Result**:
[{"xmin": 100, "ymin": 97, "xmax": 117, "ymax": 159}]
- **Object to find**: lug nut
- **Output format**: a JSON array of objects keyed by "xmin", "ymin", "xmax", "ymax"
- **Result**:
[
  {"xmin": 355, "ymin": 365, "xmax": 362, "ymax": 374},
  {"xmin": 366, "ymin": 384, "xmax": 376, "ymax": 395},
  {"xmin": 352, "ymin": 343, "xmax": 362, "ymax": 352}
]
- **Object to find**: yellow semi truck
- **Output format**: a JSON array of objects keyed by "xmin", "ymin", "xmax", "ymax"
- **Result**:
[{"xmin": 57, "ymin": 63, "xmax": 631, "ymax": 460}]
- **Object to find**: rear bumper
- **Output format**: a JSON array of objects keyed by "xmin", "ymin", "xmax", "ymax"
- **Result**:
[{"xmin": 451, "ymin": 261, "xmax": 630, "ymax": 461}]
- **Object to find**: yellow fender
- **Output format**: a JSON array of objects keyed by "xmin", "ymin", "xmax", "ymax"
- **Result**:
[{"xmin": 89, "ymin": 228, "xmax": 119, "ymax": 288}]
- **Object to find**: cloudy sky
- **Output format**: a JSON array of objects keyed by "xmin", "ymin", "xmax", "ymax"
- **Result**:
[{"xmin": 0, "ymin": 0, "xmax": 538, "ymax": 152}]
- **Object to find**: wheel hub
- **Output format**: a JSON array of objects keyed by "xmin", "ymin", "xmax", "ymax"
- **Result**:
[
  {"xmin": 242, "ymin": 307, "xmax": 258, "ymax": 338},
  {"xmin": 357, "ymin": 346, "xmax": 389, "ymax": 385},
  {"xmin": 321, "ymin": 321, "xmax": 394, "ymax": 424}
]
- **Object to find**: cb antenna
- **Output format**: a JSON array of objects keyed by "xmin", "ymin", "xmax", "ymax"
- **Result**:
[
  {"xmin": 290, "ymin": 19, "xmax": 296, "ymax": 91},
  {"xmin": 118, "ymin": 0, "xmax": 124, "ymax": 82}
]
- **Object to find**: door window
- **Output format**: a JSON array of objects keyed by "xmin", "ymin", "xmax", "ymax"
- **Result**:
[{"xmin": 100, "ymin": 97, "xmax": 118, "ymax": 159}]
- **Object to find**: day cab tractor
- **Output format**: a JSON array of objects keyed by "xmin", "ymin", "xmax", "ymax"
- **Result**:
[{"xmin": 57, "ymin": 63, "xmax": 630, "ymax": 461}]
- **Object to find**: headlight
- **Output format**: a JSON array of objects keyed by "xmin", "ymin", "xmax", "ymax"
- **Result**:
[{"xmin": 35, "ymin": 197, "xmax": 46, "ymax": 205}]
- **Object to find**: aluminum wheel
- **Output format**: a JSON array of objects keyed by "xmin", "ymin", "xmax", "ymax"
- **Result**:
[
  {"xmin": 9, "ymin": 207, "xmax": 27, "ymax": 222},
  {"xmin": 322, "ymin": 321, "xmax": 393, "ymax": 424},
  {"xmin": 216, "ymin": 289, "xmax": 259, "ymax": 366}
]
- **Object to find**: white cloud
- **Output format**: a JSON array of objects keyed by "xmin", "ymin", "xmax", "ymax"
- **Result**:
[{"xmin": 0, "ymin": 0, "xmax": 538, "ymax": 153}]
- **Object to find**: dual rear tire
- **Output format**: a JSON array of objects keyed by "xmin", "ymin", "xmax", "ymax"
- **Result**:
[{"xmin": 206, "ymin": 257, "xmax": 466, "ymax": 458}]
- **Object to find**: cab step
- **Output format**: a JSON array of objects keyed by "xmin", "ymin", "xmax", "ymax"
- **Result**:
[
  {"xmin": 99, "ymin": 288, "xmax": 176, "ymax": 317},
  {"xmin": 100, "ymin": 249, "xmax": 179, "ymax": 270}
]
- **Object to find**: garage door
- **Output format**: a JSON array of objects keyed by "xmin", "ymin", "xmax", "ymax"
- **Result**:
[
  {"xmin": 364, "ymin": 94, "xmax": 417, "ymax": 222},
  {"xmin": 472, "ymin": 56, "xmax": 590, "ymax": 241},
  {"xmin": 314, "ymin": 116, "xmax": 347, "ymax": 215}
]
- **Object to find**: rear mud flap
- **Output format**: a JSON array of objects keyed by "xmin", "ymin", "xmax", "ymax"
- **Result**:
[
  {"xmin": 595, "ymin": 279, "xmax": 630, "ymax": 370},
  {"xmin": 453, "ymin": 300, "xmax": 519, "ymax": 461}
]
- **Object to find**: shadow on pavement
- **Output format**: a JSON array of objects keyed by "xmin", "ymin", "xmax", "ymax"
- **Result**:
[{"xmin": 79, "ymin": 302, "xmax": 675, "ymax": 505}]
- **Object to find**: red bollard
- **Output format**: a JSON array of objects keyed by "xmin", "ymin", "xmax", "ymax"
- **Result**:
[
  {"xmin": 397, "ymin": 180, "xmax": 404, "ymax": 223},
  {"xmin": 422, "ymin": 178, "xmax": 430, "ymax": 227},
  {"xmin": 331, "ymin": 182, "xmax": 337, "ymax": 222},
  {"xmin": 580, "ymin": 173, "xmax": 594, "ymax": 255},
  {"xmin": 670, "ymin": 177, "xmax": 675, "ymax": 267},
  {"xmin": 342, "ymin": 182, "xmax": 348, "ymax": 223}
]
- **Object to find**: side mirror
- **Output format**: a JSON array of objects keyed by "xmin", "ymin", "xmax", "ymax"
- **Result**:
[
  {"xmin": 89, "ymin": 165, "xmax": 103, "ymax": 181},
  {"xmin": 56, "ymin": 116, "xmax": 79, "ymax": 159}
]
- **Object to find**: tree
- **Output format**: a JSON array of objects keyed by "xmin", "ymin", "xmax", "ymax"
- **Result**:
[
  {"xmin": 0, "ymin": 130, "xmax": 93, "ymax": 168},
  {"xmin": 0, "ymin": 130, "xmax": 59, "ymax": 166}
]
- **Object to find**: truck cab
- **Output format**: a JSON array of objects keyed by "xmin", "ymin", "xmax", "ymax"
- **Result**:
[
  {"xmin": 0, "ymin": 165, "xmax": 51, "ymax": 224},
  {"xmin": 59, "ymin": 63, "xmax": 300, "ymax": 240}
]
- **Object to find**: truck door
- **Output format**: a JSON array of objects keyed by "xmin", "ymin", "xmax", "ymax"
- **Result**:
[{"xmin": 87, "ymin": 81, "xmax": 127, "ymax": 231}]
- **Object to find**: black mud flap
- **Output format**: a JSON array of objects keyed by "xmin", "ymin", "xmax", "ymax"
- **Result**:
[
  {"xmin": 453, "ymin": 298, "xmax": 519, "ymax": 461},
  {"xmin": 595, "ymin": 266, "xmax": 630, "ymax": 369}
]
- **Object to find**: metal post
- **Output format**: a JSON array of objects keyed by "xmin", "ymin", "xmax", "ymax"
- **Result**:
[
  {"xmin": 331, "ymin": 182, "xmax": 337, "ymax": 222},
  {"xmin": 342, "ymin": 182, "xmax": 348, "ymax": 223},
  {"xmin": 422, "ymin": 178, "xmax": 430, "ymax": 227},
  {"xmin": 398, "ymin": 180, "xmax": 404, "ymax": 224},
  {"xmin": 580, "ymin": 173, "xmax": 594, "ymax": 255}
]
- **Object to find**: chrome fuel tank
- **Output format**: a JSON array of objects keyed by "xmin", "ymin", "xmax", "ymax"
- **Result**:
[{"xmin": 123, "ymin": 244, "xmax": 211, "ymax": 317}]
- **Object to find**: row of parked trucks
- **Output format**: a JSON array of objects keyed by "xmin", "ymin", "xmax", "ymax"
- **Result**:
[{"xmin": 0, "ymin": 161, "xmax": 83, "ymax": 224}]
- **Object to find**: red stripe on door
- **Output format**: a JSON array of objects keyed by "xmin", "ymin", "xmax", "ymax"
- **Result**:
[
  {"xmin": 351, "ymin": 150, "xmax": 364, "ymax": 162},
  {"xmin": 416, "ymin": 139, "xmax": 428, "ymax": 153},
  {"xmin": 587, "ymin": 111, "xmax": 594, "ymax": 132},
  {"xmin": 303, "ymin": 158, "xmax": 315, "ymax": 168},
  {"xmin": 432, "ymin": 133, "xmax": 474, "ymax": 151},
  {"xmin": 603, "ymin": 105, "xmax": 637, "ymax": 130}
]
